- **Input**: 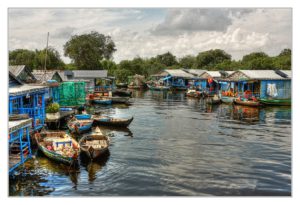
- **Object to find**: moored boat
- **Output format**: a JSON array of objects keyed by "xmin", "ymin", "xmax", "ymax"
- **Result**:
[
  {"xmin": 79, "ymin": 127, "xmax": 110, "ymax": 159},
  {"xmin": 259, "ymin": 98, "xmax": 291, "ymax": 106},
  {"xmin": 233, "ymin": 98, "xmax": 261, "ymax": 107},
  {"xmin": 67, "ymin": 117, "xmax": 93, "ymax": 134},
  {"xmin": 112, "ymin": 89, "xmax": 132, "ymax": 97},
  {"xmin": 75, "ymin": 114, "xmax": 91, "ymax": 120},
  {"xmin": 186, "ymin": 89, "xmax": 202, "ymax": 98},
  {"xmin": 34, "ymin": 131, "xmax": 80, "ymax": 165},
  {"xmin": 93, "ymin": 98, "xmax": 112, "ymax": 105},
  {"xmin": 221, "ymin": 96, "xmax": 235, "ymax": 104},
  {"xmin": 92, "ymin": 115, "xmax": 134, "ymax": 127},
  {"xmin": 116, "ymin": 83, "xmax": 128, "ymax": 89}
]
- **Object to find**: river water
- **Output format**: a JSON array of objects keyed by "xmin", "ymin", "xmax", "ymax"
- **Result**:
[{"xmin": 9, "ymin": 90, "xmax": 292, "ymax": 196}]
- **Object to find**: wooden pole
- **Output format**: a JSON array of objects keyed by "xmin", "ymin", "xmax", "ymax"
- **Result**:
[{"xmin": 43, "ymin": 32, "xmax": 49, "ymax": 82}]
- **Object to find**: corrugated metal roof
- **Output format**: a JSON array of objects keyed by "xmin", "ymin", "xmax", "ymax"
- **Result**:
[
  {"xmin": 9, "ymin": 84, "xmax": 48, "ymax": 96},
  {"xmin": 9, "ymin": 65, "xmax": 26, "ymax": 76},
  {"xmin": 183, "ymin": 69, "xmax": 206, "ymax": 76},
  {"xmin": 199, "ymin": 71, "xmax": 222, "ymax": 78},
  {"xmin": 239, "ymin": 70, "xmax": 290, "ymax": 80},
  {"xmin": 72, "ymin": 70, "xmax": 108, "ymax": 78},
  {"xmin": 165, "ymin": 69, "xmax": 194, "ymax": 78},
  {"xmin": 32, "ymin": 70, "xmax": 61, "ymax": 82}
]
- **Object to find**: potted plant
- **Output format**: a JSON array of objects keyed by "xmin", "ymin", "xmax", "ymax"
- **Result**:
[{"xmin": 46, "ymin": 103, "xmax": 60, "ymax": 120}]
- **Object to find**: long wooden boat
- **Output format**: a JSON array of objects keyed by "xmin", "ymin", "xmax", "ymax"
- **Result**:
[
  {"xmin": 112, "ymin": 89, "xmax": 132, "ymax": 97},
  {"xmin": 67, "ymin": 117, "xmax": 93, "ymax": 134},
  {"xmin": 93, "ymin": 98, "xmax": 112, "ymax": 105},
  {"xmin": 147, "ymin": 84, "xmax": 170, "ymax": 91},
  {"xmin": 234, "ymin": 98, "xmax": 261, "ymax": 107},
  {"xmin": 93, "ymin": 115, "xmax": 134, "ymax": 127},
  {"xmin": 221, "ymin": 96, "xmax": 235, "ymax": 104},
  {"xmin": 259, "ymin": 98, "xmax": 291, "ymax": 106},
  {"xmin": 34, "ymin": 131, "xmax": 80, "ymax": 165},
  {"xmin": 79, "ymin": 127, "xmax": 110, "ymax": 159}
]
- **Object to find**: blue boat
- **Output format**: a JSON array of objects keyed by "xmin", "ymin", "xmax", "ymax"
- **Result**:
[
  {"xmin": 93, "ymin": 98, "xmax": 112, "ymax": 105},
  {"xmin": 75, "ymin": 114, "xmax": 91, "ymax": 120},
  {"xmin": 67, "ymin": 117, "xmax": 93, "ymax": 134}
]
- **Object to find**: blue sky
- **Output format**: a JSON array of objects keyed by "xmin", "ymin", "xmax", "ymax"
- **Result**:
[{"xmin": 8, "ymin": 8, "xmax": 292, "ymax": 63}]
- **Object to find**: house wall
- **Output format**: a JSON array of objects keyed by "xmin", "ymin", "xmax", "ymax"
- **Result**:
[{"xmin": 260, "ymin": 80, "xmax": 291, "ymax": 99}]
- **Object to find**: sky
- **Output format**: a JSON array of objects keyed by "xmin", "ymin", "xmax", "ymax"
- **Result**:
[{"xmin": 8, "ymin": 8, "xmax": 292, "ymax": 63}]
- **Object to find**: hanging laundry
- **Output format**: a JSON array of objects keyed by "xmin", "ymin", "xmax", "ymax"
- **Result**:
[{"xmin": 267, "ymin": 83, "xmax": 278, "ymax": 97}]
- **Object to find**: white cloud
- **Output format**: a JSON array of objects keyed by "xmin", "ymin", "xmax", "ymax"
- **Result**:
[{"xmin": 8, "ymin": 8, "xmax": 291, "ymax": 63}]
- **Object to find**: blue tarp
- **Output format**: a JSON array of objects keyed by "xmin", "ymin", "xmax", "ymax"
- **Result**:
[{"xmin": 163, "ymin": 75, "xmax": 172, "ymax": 81}]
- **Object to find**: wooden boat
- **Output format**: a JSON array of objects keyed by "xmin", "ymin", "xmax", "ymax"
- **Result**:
[
  {"xmin": 93, "ymin": 98, "xmax": 112, "ymax": 105},
  {"xmin": 234, "ymin": 98, "xmax": 261, "ymax": 107},
  {"xmin": 67, "ymin": 117, "xmax": 93, "ymax": 134},
  {"xmin": 34, "ymin": 131, "xmax": 80, "ymax": 165},
  {"xmin": 79, "ymin": 127, "xmax": 110, "ymax": 159},
  {"xmin": 221, "ymin": 96, "xmax": 235, "ymax": 104},
  {"xmin": 259, "ymin": 98, "xmax": 291, "ymax": 106},
  {"xmin": 186, "ymin": 89, "xmax": 201, "ymax": 98},
  {"xmin": 147, "ymin": 84, "xmax": 170, "ymax": 91},
  {"xmin": 112, "ymin": 89, "xmax": 132, "ymax": 97},
  {"xmin": 207, "ymin": 98, "xmax": 221, "ymax": 105},
  {"xmin": 116, "ymin": 83, "xmax": 128, "ymax": 89},
  {"xmin": 93, "ymin": 115, "xmax": 134, "ymax": 127},
  {"xmin": 108, "ymin": 96, "xmax": 130, "ymax": 104}
]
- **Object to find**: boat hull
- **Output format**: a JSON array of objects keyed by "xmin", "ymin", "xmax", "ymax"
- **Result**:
[
  {"xmin": 259, "ymin": 98, "xmax": 291, "ymax": 106},
  {"xmin": 93, "ymin": 99, "xmax": 112, "ymax": 105},
  {"xmin": 93, "ymin": 117, "xmax": 133, "ymax": 127},
  {"xmin": 221, "ymin": 96, "xmax": 235, "ymax": 104},
  {"xmin": 207, "ymin": 98, "xmax": 221, "ymax": 105},
  {"xmin": 234, "ymin": 99, "xmax": 260, "ymax": 107}
]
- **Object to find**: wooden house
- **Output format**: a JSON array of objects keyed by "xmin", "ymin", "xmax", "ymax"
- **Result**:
[{"xmin": 9, "ymin": 65, "xmax": 37, "ymax": 83}]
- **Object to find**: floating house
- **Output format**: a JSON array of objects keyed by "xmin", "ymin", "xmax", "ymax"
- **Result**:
[
  {"xmin": 9, "ymin": 119, "xmax": 32, "ymax": 174},
  {"xmin": 63, "ymin": 70, "xmax": 109, "ymax": 91},
  {"xmin": 183, "ymin": 69, "xmax": 206, "ymax": 87},
  {"xmin": 128, "ymin": 74, "xmax": 146, "ymax": 89},
  {"xmin": 197, "ymin": 71, "xmax": 223, "ymax": 96},
  {"xmin": 151, "ymin": 69, "xmax": 195, "ymax": 90},
  {"xmin": 226, "ymin": 70, "xmax": 291, "ymax": 105},
  {"xmin": 9, "ymin": 72, "xmax": 48, "ymax": 131},
  {"xmin": 9, "ymin": 65, "xmax": 37, "ymax": 83}
]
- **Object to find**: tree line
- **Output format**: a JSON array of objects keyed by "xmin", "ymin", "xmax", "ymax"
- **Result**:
[{"xmin": 9, "ymin": 31, "xmax": 291, "ymax": 82}]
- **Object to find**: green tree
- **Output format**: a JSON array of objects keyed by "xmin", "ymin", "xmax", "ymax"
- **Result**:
[
  {"xmin": 156, "ymin": 51, "xmax": 178, "ymax": 67},
  {"xmin": 9, "ymin": 49, "xmax": 37, "ymax": 70},
  {"xmin": 100, "ymin": 59, "xmax": 117, "ymax": 76},
  {"xmin": 35, "ymin": 47, "xmax": 65, "ymax": 69},
  {"xmin": 179, "ymin": 55, "xmax": 196, "ymax": 69},
  {"xmin": 194, "ymin": 49, "xmax": 231, "ymax": 69},
  {"xmin": 63, "ymin": 31, "xmax": 116, "ymax": 70},
  {"xmin": 241, "ymin": 52, "xmax": 274, "ymax": 70},
  {"xmin": 272, "ymin": 48, "xmax": 291, "ymax": 70}
]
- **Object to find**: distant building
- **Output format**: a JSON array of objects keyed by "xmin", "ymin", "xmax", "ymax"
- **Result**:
[
  {"xmin": 9, "ymin": 65, "xmax": 37, "ymax": 83},
  {"xmin": 63, "ymin": 70, "xmax": 108, "ymax": 89},
  {"xmin": 32, "ymin": 70, "xmax": 63, "ymax": 83}
]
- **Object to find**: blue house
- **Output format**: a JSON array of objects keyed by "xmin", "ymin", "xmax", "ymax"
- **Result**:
[
  {"xmin": 151, "ymin": 69, "xmax": 195, "ymax": 90},
  {"xmin": 9, "ymin": 72, "xmax": 48, "ymax": 131},
  {"xmin": 9, "ymin": 119, "xmax": 32, "ymax": 174},
  {"xmin": 226, "ymin": 70, "xmax": 291, "ymax": 104}
]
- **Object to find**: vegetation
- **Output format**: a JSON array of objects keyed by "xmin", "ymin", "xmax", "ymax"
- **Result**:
[
  {"xmin": 63, "ymin": 31, "xmax": 117, "ymax": 70},
  {"xmin": 9, "ymin": 30, "xmax": 291, "ymax": 83},
  {"xmin": 46, "ymin": 103, "xmax": 60, "ymax": 113},
  {"xmin": 9, "ymin": 47, "xmax": 65, "ymax": 71}
]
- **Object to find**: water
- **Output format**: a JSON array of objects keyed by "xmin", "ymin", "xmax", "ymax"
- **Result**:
[{"xmin": 9, "ymin": 90, "xmax": 291, "ymax": 196}]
